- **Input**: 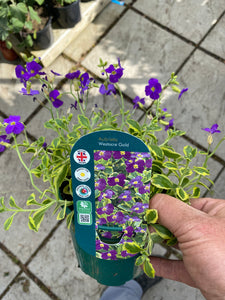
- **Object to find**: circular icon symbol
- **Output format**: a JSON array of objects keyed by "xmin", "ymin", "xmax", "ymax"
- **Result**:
[
  {"xmin": 76, "ymin": 185, "xmax": 91, "ymax": 198},
  {"xmin": 75, "ymin": 168, "xmax": 91, "ymax": 182},
  {"xmin": 74, "ymin": 149, "xmax": 90, "ymax": 165}
]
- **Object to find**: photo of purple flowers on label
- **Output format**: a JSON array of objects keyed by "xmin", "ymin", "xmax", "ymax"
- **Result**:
[{"xmin": 94, "ymin": 150, "xmax": 152, "ymax": 260}]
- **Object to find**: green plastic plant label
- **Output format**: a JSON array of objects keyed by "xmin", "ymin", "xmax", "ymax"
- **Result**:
[{"xmin": 70, "ymin": 130, "xmax": 152, "ymax": 259}]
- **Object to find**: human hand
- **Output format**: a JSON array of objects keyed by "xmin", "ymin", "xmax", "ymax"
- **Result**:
[{"xmin": 149, "ymin": 194, "xmax": 225, "ymax": 300}]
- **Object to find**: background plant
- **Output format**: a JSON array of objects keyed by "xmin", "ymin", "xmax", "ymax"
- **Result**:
[
  {"xmin": 0, "ymin": 57, "xmax": 224, "ymax": 278},
  {"xmin": 0, "ymin": 0, "xmax": 45, "ymax": 49}
]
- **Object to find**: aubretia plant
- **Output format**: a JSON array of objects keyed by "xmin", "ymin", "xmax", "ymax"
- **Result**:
[{"xmin": 0, "ymin": 57, "xmax": 225, "ymax": 278}]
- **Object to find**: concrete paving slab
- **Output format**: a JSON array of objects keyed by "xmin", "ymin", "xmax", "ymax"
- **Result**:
[
  {"xmin": 0, "ymin": 249, "xmax": 20, "ymax": 295},
  {"xmin": 206, "ymin": 166, "xmax": 225, "ymax": 199},
  {"xmin": 134, "ymin": 0, "xmax": 225, "ymax": 44},
  {"xmin": 0, "ymin": 140, "xmax": 58, "ymax": 263},
  {"xmin": 201, "ymin": 13, "xmax": 225, "ymax": 60},
  {"xmin": 3, "ymin": 273, "xmax": 51, "ymax": 300},
  {"xmin": 0, "ymin": 54, "xmax": 41, "ymax": 121},
  {"xmin": 28, "ymin": 222, "xmax": 105, "ymax": 300},
  {"xmin": 160, "ymin": 49, "xmax": 225, "ymax": 159},
  {"xmin": 142, "ymin": 278, "xmax": 204, "ymax": 300},
  {"xmin": 81, "ymin": 9, "xmax": 194, "ymax": 100},
  {"xmin": 64, "ymin": 2, "xmax": 126, "ymax": 62}
]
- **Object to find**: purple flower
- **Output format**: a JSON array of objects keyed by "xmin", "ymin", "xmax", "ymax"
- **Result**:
[
  {"xmin": 66, "ymin": 70, "xmax": 80, "ymax": 80},
  {"xmin": 126, "ymin": 160, "xmax": 145, "ymax": 173},
  {"xmin": 124, "ymin": 215, "xmax": 141, "ymax": 223},
  {"xmin": 99, "ymin": 83, "xmax": 116, "ymax": 95},
  {"xmin": 107, "ymin": 211, "xmax": 125, "ymax": 224},
  {"xmin": 80, "ymin": 72, "xmax": 91, "ymax": 94},
  {"xmin": 97, "ymin": 203, "xmax": 114, "ymax": 215},
  {"xmin": 94, "ymin": 150, "xmax": 112, "ymax": 161},
  {"xmin": 105, "ymin": 59, "xmax": 124, "ymax": 83},
  {"xmin": 51, "ymin": 70, "xmax": 61, "ymax": 76},
  {"xmin": 25, "ymin": 60, "xmax": 43, "ymax": 80},
  {"xmin": 49, "ymin": 90, "xmax": 63, "ymax": 108},
  {"xmin": 112, "ymin": 151, "xmax": 131, "ymax": 160},
  {"xmin": 94, "ymin": 164, "xmax": 105, "ymax": 171},
  {"xmin": 19, "ymin": 87, "xmax": 39, "ymax": 96},
  {"xmin": 129, "ymin": 176, "xmax": 143, "ymax": 188},
  {"xmin": 42, "ymin": 142, "xmax": 47, "ymax": 149},
  {"xmin": 70, "ymin": 101, "xmax": 78, "ymax": 110},
  {"xmin": 121, "ymin": 250, "xmax": 136, "ymax": 258},
  {"xmin": 178, "ymin": 88, "xmax": 188, "ymax": 100},
  {"xmin": 201, "ymin": 124, "xmax": 221, "ymax": 134},
  {"xmin": 0, "ymin": 135, "xmax": 10, "ymax": 152},
  {"xmin": 165, "ymin": 118, "xmax": 174, "ymax": 131},
  {"xmin": 135, "ymin": 152, "xmax": 151, "ymax": 159},
  {"xmin": 123, "ymin": 226, "xmax": 134, "ymax": 237},
  {"xmin": 118, "ymin": 190, "xmax": 132, "ymax": 202},
  {"xmin": 3, "ymin": 116, "xmax": 24, "ymax": 135},
  {"xmin": 101, "ymin": 250, "xmax": 117, "ymax": 260},
  {"xmin": 96, "ymin": 218, "xmax": 107, "ymax": 226},
  {"xmin": 96, "ymin": 240, "xmax": 109, "ymax": 251},
  {"xmin": 15, "ymin": 65, "xmax": 28, "ymax": 84},
  {"xmin": 132, "ymin": 96, "xmax": 145, "ymax": 109},
  {"xmin": 131, "ymin": 203, "xmax": 145, "ymax": 214},
  {"xmin": 136, "ymin": 226, "xmax": 147, "ymax": 234},
  {"xmin": 145, "ymin": 159, "xmax": 152, "ymax": 168},
  {"xmin": 98, "ymin": 189, "xmax": 115, "ymax": 201},
  {"xmin": 95, "ymin": 178, "xmax": 106, "ymax": 191},
  {"xmin": 139, "ymin": 183, "xmax": 150, "ymax": 194},
  {"xmin": 108, "ymin": 174, "xmax": 126, "ymax": 187},
  {"xmin": 145, "ymin": 78, "xmax": 162, "ymax": 100}
]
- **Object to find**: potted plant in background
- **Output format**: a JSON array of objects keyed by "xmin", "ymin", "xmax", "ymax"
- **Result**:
[
  {"xmin": 0, "ymin": 57, "xmax": 224, "ymax": 284},
  {"xmin": 0, "ymin": 0, "xmax": 54, "ymax": 52},
  {"xmin": 50, "ymin": 0, "xmax": 81, "ymax": 28}
]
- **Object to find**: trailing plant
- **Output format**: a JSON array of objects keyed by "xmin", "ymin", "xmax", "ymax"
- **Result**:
[{"xmin": 0, "ymin": 57, "xmax": 224, "ymax": 278}]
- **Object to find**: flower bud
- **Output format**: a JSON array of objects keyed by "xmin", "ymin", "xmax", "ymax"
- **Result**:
[{"xmin": 207, "ymin": 134, "xmax": 213, "ymax": 145}]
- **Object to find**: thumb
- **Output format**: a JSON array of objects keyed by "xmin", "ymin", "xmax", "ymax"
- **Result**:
[{"xmin": 149, "ymin": 194, "xmax": 204, "ymax": 237}]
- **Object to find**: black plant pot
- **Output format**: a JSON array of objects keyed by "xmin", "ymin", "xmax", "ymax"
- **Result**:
[
  {"xmin": 53, "ymin": 0, "xmax": 81, "ymax": 29},
  {"xmin": 32, "ymin": 16, "xmax": 54, "ymax": 50}
]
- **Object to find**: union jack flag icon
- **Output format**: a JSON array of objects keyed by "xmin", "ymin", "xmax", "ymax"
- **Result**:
[{"xmin": 74, "ymin": 149, "xmax": 90, "ymax": 164}]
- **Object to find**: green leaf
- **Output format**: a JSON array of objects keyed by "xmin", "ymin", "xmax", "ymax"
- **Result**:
[
  {"xmin": 163, "ymin": 161, "xmax": 177, "ymax": 170},
  {"xmin": 176, "ymin": 187, "xmax": 189, "ymax": 201},
  {"xmin": 66, "ymin": 210, "xmax": 74, "ymax": 229},
  {"xmin": 28, "ymin": 6, "xmax": 40, "ymax": 23},
  {"xmin": 183, "ymin": 145, "xmax": 197, "ymax": 160},
  {"xmin": 145, "ymin": 209, "xmax": 158, "ymax": 224},
  {"xmin": 143, "ymin": 258, "xmax": 155, "ymax": 278},
  {"xmin": 150, "ymin": 232, "xmax": 164, "ymax": 243},
  {"xmin": 126, "ymin": 119, "xmax": 142, "ymax": 133},
  {"xmin": 135, "ymin": 254, "xmax": 147, "ymax": 266},
  {"xmin": 124, "ymin": 242, "xmax": 142, "ymax": 254},
  {"xmin": 78, "ymin": 115, "xmax": 91, "ymax": 130},
  {"xmin": 55, "ymin": 119, "xmax": 68, "ymax": 131},
  {"xmin": 161, "ymin": 147, "xmax": 181, "ymax": 160},
  {"xmin": 57, "ymin": 203, "xmax": 67, "ymax": 220},
  {"xmin": 4, "ymin": 214, "xmax": 16, "ymax": 230},
  {"xmin": 9, "ymin": 196, "xmax": 21, "ymax": 209},
  {"xmin": 148, "ymin": 145, "xmax": 164, "ymax": 160},
  {"xmin": 26, "ymin": 193, "xmax": 41, "ymax": 206},
  {"xmin": 0, "ymin": 196, "xmax": 5, "ymax": 208},
  {"xmin": 54, "ymin": 164, "xmax": 68, "ymax": 196},
  {"xmin": 191, "ymin": 187, "xmax": 200, "ymax": 198},
  {"xmin": 151, "ymin": 174, "xmax": 174, "ymax": 190},
  {"xmin": 151, "ymin": 224, "xmax": 174, "ymax": 239},
  {"xmin": 193, "ymin": 167, "xmax": 210, "ymax": 176}
]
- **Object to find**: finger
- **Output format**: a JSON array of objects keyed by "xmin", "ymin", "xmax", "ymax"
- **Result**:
[
  {"xmin": 190, "ymin": 197, "xmax": 225, "ymax": 217},
  {"xmin": 150, "ymin": 257, "xmax": 196, "ymax": 287},
  {"xmin": 149, "ymin": 194, "xmax": 204, "ymax": 235}
]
